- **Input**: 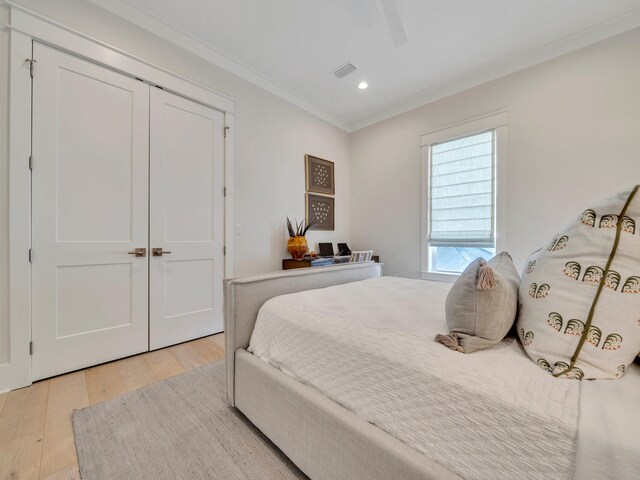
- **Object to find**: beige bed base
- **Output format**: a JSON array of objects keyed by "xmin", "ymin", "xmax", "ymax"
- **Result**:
[{"xmin": 224, "ymin": 263, "xmax": 461, "ymax": 480}]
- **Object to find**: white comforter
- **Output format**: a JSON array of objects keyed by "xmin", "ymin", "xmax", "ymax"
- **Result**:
[
  {"xmin": 248, "ymin": 277, "xmax": 581, "ymax": 480},
  {"xmin": 576, "ymin": 365, "xmax": 640, "ymax": 480}
]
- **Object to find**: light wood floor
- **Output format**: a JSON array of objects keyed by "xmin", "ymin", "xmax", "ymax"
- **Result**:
[{"xmin": 0, "ymin": 333, "xmax": 226, "ymax": 480}]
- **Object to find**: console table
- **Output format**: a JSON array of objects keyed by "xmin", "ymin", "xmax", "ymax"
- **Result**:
[{"xmin": 282, "ymin": 256, "xmax": 380, "ymax": 270}]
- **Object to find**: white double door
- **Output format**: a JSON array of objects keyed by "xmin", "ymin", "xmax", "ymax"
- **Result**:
[{"xmin": 31, "ymin": 43, "xmax": 225, "ymax": 380}]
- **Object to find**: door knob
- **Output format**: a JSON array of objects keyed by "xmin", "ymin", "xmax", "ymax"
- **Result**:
[
  {"xmin": 152, "ymin": 248, "xmax": 172, "ymax": 256},
  {"xmin": 127, "ymin": 248, "xmax": 147, "ymax": 257}
]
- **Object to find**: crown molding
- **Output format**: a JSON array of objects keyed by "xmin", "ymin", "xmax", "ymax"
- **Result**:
[
  {"xmin": 89, "ymin": 0, "xmax": 350, "ymax": 132},
  {"xmin": 350, "ymin": 7, "xmax": 640, "ymax": 132},
  {"xmin": 32, "ymin": 1, "xmax": 640, "ymax": 133}
]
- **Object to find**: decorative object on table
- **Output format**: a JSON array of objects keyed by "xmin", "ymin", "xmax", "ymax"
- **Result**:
[
  {"xmin": 282, "ymin": 257, "xmax": 332, "ymax": 269},
  {"xmin": 306, "ymin": 194, "xmax": 335, "ymax": 231},
  {"xmin": 349, "ymin": 250, "xmax": 373, "ymax": 263},
  {"xmin": 282, "ymin": 258, "xmax": 313, "ymax": 270},
  {"xmin": 517, "ymin": 185, "xmax": 640, "ymax": 380},
  {"xmin": 305, "ymin": 154, "xmax": 335, "ymax": 195},
  {"xmin": 337, "ymin": 243, "xmax": 351, "ymax": 256},
  {"xmin": 281, "ymin": 255, "xmax": 380, "ymax": 270},
  {"xmin": 311, "ymin": 257, "xmax": 333, "ymax": 267},
  {"xmin": 286, "ymin": 217, "xmax": 318, "ymax": 260},
  {"xmin": 318, "ymin": 243, "xmax": 334, "ymax": 257},
  {"xmin": 333, "ymin": 256, "xmax": 351, "ymax": 264}
]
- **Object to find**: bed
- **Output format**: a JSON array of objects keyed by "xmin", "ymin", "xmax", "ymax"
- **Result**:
[{"xmin": 224, "ymin": 263, "xmax": 639, "ymax": 480}]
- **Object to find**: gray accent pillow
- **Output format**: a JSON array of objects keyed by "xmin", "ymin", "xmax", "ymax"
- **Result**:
[{"xmin": 436, "ymin": 252, "xmax": 520, "ymax": 353}]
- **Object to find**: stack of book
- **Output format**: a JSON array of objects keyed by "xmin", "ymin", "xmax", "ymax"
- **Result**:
[
  {"xmin": 310, "ymin": 258, "xmax": 333, "ymax": 267},
  {"xmin": 333, "ymin": 256, "xmax": 351, "ymax": 264}
]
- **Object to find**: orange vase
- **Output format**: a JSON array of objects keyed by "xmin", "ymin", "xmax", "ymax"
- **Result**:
[{"xmin": 287, "ymin": 236, "xmax": 308, "ymax": 260}]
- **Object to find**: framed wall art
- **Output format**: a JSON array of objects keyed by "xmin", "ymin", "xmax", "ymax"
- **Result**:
[
  {"xmin": 306, "ymin": 193, "xmax": 335, "ymax": 231},
  {"xmin": 305, "ymin": 154, "xmax": 335, "ymax": 195}
]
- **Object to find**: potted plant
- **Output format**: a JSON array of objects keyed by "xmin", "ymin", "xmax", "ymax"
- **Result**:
[{"xmin": 286, "ymin": 217, "xmax": 318, "ymax": 260}]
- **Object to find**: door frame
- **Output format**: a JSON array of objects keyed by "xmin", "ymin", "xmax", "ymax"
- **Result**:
[{"xmin": 4, "ymin": 4, "xmax": 235, "ymax": 391}]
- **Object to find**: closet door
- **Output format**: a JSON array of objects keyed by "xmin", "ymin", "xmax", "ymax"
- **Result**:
[
  {"xmin": 31, "ymin": 43, "xmax": 150, "ymax": 380},
  {"xmin": 149, "ymin": 88, "xmax": 225, "ymax": 349}
]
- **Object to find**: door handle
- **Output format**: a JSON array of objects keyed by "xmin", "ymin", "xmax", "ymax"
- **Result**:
[
  {"xmin": 152, "ymin": 248, "xmax": 172, "ymax": 257},
  {"xmin": 127, "ymin": 248, "xmax": 147, "ymax": 257}
]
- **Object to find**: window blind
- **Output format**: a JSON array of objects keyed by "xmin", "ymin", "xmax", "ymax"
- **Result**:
[{"xmin": 428, "ymin": 130, "xmax": 495, "ymax": 248}]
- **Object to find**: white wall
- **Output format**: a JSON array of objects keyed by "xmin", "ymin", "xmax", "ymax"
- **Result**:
[
  {"xmin": 0, "ymin": 1, "xmax": 350, "ymax": 380},
  {"xmin": 0, "ymin": 6, "xmax": 9, "ymax": 364},
  {"xmin": 14, "ymin": 0, "xmax": 351, "ymax": 276},
  {"xmin": 350, "ymin": 27, "xmax": 640, "ymax": 278}
]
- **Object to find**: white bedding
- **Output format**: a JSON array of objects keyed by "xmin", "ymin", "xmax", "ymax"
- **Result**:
[
  {"xmin": 248, "ymin": 277, "xmax": 581, "ymax": 480},
  {"xmin": 576, "ymin": 365, "xmax": 640, "ymax": 480}
]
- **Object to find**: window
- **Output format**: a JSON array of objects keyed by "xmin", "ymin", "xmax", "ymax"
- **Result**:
[{"xmin": 420, "ymin": 112, "xmax": 507, "ymax": 280}]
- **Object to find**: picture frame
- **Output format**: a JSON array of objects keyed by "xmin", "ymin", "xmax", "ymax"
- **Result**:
[
  {"xmin": 305, "ymin": 154, "xmax": 335, "ymax": 195},
  {"xmin": 306, "ymin": 193, "xmax": 335, "ymax": 231}
]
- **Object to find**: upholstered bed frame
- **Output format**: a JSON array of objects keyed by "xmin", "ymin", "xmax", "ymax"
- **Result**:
[{"xmin": 224, "ymin": 263, "xmax": 461, "ymax": 480}]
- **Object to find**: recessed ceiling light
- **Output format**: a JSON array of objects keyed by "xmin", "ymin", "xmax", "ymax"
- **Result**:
[{"xmin": 358, "ymin": 81, "xmax": 368, "ymax": 90}]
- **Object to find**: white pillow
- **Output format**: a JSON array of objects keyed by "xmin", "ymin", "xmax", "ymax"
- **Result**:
[{"xmin": 517, "ymin": 185, "xmax": 640, "ymax": 379}]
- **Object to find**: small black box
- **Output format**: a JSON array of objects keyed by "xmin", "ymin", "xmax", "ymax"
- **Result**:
[
  {"xmin": 337, "ymin": 243, "xmax": 351, "ymax": 256},
  {"xmin": 318, "ymin": 243, "xmax": 334, "ymax": 257}
]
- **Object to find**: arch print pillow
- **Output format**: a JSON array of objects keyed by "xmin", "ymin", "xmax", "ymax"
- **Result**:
[{"xmin": 516, "ymin": 185, "xmax": 640, "ymax": 380}]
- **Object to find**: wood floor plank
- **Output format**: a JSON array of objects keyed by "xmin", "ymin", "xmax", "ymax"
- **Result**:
[
  {"xmin": 143, "ymin": 348, "xmax": 186, "ymax": 381},
  {"xmin": 190, "ymin": 337, "xmax": 225, "ymax": 363},
  {"xmin": 209, "ymin": 332, "xmax": 225, "ymax": 350},
  {"xmin": 116, "ymin": 354, "xmax": 160, "ymax": 392},
  {"xmin": 0, "ymin": 390, "xmax": 27, "ymax": 444},
  {"xmin": 0, "ymin": 431, "xmax": 45, "ymax": 480},
  {"xmin": 39, "ymin": 371, "xmax": 88, "ymax": 479},
  {"xmin": 40, "ymin": 464, "xmax": 81, "ymax": 480},
  {"xmin": 0, "ymin": 392, "xmax": 7, "ymax": 417},
  {"xmin": 166, "ymin": 341, "xmax": 209, "ymax": 370},
  {"xmin": 85, "ymin": 362, "xmax": 126, "ymax": 405},
  {"xmin": 16, "ymin": 381, "xmax": 50, "ymax": 442},
  {"xmin": 0, "ymin": 335, "xmax": 225, "ymax": 479},
  {"xmin": 0, "ymin": 380, "xmax": 50, "ymax": 444}
]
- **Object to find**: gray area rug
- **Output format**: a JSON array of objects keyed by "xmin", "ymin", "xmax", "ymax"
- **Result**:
[{"xmin": 73, "ymin": 361, "xmax": 307, "ymax": 480}]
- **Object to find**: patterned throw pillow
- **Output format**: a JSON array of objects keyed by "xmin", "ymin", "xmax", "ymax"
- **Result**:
[{"xmin": 517, "ymin": 185, "xmax": 640, "ymax": 379}]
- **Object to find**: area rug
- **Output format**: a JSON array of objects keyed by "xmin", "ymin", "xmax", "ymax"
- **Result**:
[{"xmin": 73, "ymin": 361, "xmax": 307, "ymax": 479}]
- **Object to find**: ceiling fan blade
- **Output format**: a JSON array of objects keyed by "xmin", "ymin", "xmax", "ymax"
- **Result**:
[
  {"xmin": 379, "ymin": 0, "xmax": 408, "ymax": 47},
  {"xmin": 342, "ymin": 0, "xmax": 376, "ymax": 29}
]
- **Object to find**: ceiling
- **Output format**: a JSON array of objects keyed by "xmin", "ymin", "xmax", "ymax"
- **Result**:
[{"xmin": 92, "ymin": 0, "xmax": 640, "ymax": 131}]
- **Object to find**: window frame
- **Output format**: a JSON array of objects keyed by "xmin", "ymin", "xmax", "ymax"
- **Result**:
[{"xmin": 420, "ymin": 112, "xmax": 508, "ymax": 282}]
